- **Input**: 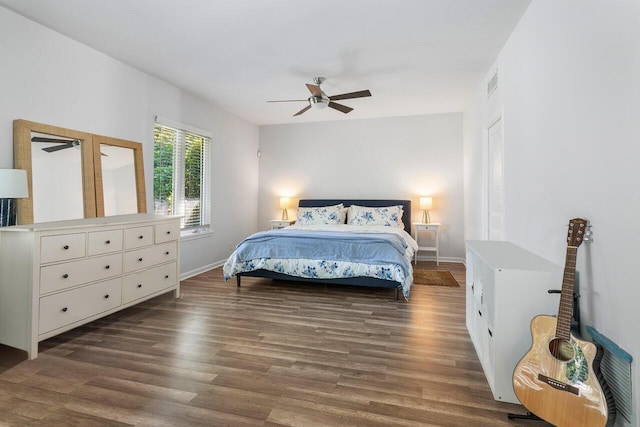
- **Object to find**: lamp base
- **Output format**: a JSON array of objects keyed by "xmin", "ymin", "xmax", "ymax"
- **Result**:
[
  {"xmin": 421, "ymin": 210, "xmax": 431, "ymax": 224},
  {"xmin": 0, "ymin": 198, "xmax": 17, "ymax": 227},
  {"xmin": 281, "ymin": 209, "xmax": 288, "ymax": 220}
]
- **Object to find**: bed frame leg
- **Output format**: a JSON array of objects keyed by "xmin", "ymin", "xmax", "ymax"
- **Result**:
[
  {"xmin": 394, "ymin": 288, "xmax": 399, "ymax": 300},
  {"xmin": 236, "ymin": 275, "xmax": 241, "ymax": 287}
]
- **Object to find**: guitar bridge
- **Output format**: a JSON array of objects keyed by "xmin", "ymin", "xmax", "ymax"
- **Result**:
[{"xmin": 538, "ymin": 374, "xmax": 579, "ymax": 395}]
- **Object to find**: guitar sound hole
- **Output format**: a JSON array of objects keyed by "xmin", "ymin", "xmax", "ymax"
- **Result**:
[{"xmin": 549, "ymin": 338, "xmax": 575, "ymax": 362}]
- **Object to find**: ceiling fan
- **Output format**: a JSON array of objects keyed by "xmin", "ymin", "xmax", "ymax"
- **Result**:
[
  {"xmin": 268, "ymin": 77, "xmax": 371, "ymax": 116},
  {"xmin": 32, "ymin": 136, "xmax": 107, "ymax": 156},
  {"xmin": 32, "ymin": 136, "xmax": 81, "ymax": 153}
]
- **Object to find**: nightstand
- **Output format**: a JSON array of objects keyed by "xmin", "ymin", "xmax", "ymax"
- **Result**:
[
  {"xmin": 412, "ymin": 222, "xmax": 441, "ymax": 265},
  {"xmin": 270, "ymin": 219, "xmax": 295, "ymax": 229}
]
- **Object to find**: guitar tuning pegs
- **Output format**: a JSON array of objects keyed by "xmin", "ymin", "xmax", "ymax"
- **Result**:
[{"xmin": 583, "ymin": 226, "xmax": 593, "ymax": 243}]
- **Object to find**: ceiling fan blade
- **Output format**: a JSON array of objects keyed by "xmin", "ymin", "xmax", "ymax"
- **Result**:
[
  {"xmin": 328, "ymin": 102, "xmax": 353, "ymax": 114},
  {"xmin": 293, "ymin": 105, "xmax": 312, "ymax": 116},
  {"xmin": 266, "ymin": 99, "xmax": 307, "ymax": 103},
  {"xmin": 32, "ymin": 136, "xmax": 74, "ymax": 144},
  {"xmin": 41, "ymin": 142, "xmax": 76, "ymax": 152},
  {"xmin": 306, "ymin": 84, "xmax": 322, "ymax": 97},
  {"xmin": 329, "ymin": 89, "xmax": 372, "ymax": 101}
]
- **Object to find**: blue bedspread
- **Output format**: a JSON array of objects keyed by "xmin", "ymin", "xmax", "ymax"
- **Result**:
[
  {"xmin": 224, "ymin": 227, "xmax": 415, "ymax": 299},
  {"xmin": 236, "ymin": 229, "xmax": 411, "ymax": 271}
]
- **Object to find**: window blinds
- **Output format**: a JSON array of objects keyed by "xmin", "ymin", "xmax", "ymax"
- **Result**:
[{"xmin": 153, "ymin": 119, "xmax": 211, "ymax": 231}]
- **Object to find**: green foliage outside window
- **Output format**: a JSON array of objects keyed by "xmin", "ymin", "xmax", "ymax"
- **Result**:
[
  {"xmin": 154, "ymin": 123, "xmax": 209, "ymax": 228},
  {"xmin": 154, "ymin": 125, "xmax": 175, "ymax": 215},
  {"xmin": 184, "ymin": 134, "xmax": 202, "ymax": 200}
]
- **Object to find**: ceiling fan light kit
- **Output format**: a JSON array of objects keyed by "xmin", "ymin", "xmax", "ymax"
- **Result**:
[
  {"xmin": 269, "ymin": 77, "xmax": 371, "ymax": 117},
  {"xmin": 309, "ymin": 95, "xmax": 329, "ymax": 109}
]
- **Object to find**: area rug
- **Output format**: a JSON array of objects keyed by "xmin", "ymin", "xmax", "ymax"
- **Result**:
[{"xmin": 413, "ymin": 269, "xmax": 460, "ymax": 287}]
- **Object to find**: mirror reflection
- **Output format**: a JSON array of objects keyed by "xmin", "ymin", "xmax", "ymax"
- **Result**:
[
  {"xmin": 99, "ymin": 144, "xmax": 138, "ymax": 216},
  {"xmin": 30, "ymin": 132, "xmax": 85, "ymax": 223}
]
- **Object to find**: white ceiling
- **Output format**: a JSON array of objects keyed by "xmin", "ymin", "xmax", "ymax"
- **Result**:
[{"xmin": 1, "ymin": 0, "xmax": 531, "ymax": 125}]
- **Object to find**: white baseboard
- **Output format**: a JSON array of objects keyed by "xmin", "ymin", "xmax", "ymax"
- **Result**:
[
  {"xmin": 180, "ymin": 259, "xmax": 226, "ymax": 280},
  {"xmin": 414, "ymin": 255, "xmax": 465, "ymax": 264}
]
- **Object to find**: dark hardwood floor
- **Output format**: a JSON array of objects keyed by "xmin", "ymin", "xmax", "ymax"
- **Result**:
[{"xmin": 0, "ymin": 262, "xmax": 544, "ymax": 426}]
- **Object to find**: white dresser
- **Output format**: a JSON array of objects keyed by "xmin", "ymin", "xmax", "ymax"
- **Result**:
[
  {"xmin": 0, "ymin": 214, "xmax": 181, "ymax": 359},
  {"xmin": 466, "ymin": 240, "xmax": 562, "ymax": 403}
]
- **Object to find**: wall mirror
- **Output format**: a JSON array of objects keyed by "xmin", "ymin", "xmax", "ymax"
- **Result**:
[
  {"xmin": 93, "ymin": 134, "xmax": 146, "ymax": 217},
  {"xmin": 14, "ymin": 119, "xmax": 146, "ymax": 224}
]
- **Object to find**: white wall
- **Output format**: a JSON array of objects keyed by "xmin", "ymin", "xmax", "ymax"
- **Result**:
[
  {"xmin": 464, "ymin": 1, "xmax": 640, "ymax": 424},
  {"xmin": 0, "ymin": 7, "xmax": 259, "ymax": 276},
  {"xmin": 259, "ymin": 113, "xmax": 465, "ymax": 261}
]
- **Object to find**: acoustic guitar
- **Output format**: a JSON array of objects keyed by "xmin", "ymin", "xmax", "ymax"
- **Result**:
[{"xmin": 512, "ymin": 218, "xmax": 608, "ymax": 427}]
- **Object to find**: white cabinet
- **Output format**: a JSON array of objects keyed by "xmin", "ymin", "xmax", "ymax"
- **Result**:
[
  {"xmin": 270, "ymin": 219, "xmax": 295, "ymax": 229},
  {"xmin": 466, "ymin": 240, "xmax": 562, "ymax": 404},
  {"xmin": 0, "ymin": 214, "xmax": 180, "ymax": 359},
  {"xmin": 412, "ymin": 222, "xmax": 440, "ymax": 265}
]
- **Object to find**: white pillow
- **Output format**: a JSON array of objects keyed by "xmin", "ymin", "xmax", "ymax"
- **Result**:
[
  {"xmin": 347, "ymin": 205, "xmax": 404, "ymax": 228},
  {"xmin": 296, "ymin": 204, "xmax": 344, "ymax": 226}
]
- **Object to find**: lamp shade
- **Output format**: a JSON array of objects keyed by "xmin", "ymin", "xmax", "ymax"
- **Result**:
[
  {"xmin": 419, "ymin": 197, "xmax": 433, "ymax": 211},
  {"xmin": 279, "ymin": 197, "xmax": 290, "ymax": 209},
  {"xmin": 0, "ymin": 169, "xmax": 28, "ymax": 198}
]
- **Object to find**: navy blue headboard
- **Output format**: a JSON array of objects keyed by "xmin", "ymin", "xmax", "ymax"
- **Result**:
[{"xmin": 298, "ymin": 199, "xmax": 412, "ymax": 230}]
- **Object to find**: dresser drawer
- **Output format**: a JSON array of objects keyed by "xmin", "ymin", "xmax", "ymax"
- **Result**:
[
  {"xmin": 39, "ymin": 277, "xmax": 122, "ymax": 335},
  {"xmin": 88, "ymin": 229, "xmax": 123, "ymax": 256},
  {"xmin": 124, "ymin": 242, "xmax": 177, "ymax": 273},
  {"xmin": 40, "ymin": 253, "xmax": 123, "ymax": 294},
  {"xmin": 155, "ymin": 221, "xmax": 180, "ymax": 244},
  {"xmin": 123, "ymin": 262, "xmax": 177, "ymax": 304},
  {"xmin": 41, "ymin": 233, "xmax": 86, "ymax": 264},
  {"xmin": 124, "ymin": 226, "xmax": 153, "ymax": 249}
]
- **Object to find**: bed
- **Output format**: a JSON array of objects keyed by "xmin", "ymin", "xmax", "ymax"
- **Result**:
[{"xmin": 223, "ymin": 199, "xmax": 418, "ymax": 300}]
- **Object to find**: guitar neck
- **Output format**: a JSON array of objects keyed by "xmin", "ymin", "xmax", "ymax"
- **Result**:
[{"xmin": 555, "ymin": 246, "xmax": 577, "ymax": 340}]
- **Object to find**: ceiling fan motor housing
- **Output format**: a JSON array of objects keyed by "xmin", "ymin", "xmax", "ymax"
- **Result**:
[{"xmin": 309, "ymin": 95, "xmax": 329, "ymax": 109}]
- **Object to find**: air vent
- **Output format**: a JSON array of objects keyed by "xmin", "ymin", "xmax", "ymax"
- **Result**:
[
  {"xmin": 487, "ymin": 70, "xmax": 498, "ymax": 98},
  {"xmin": 586, "ymin": 326, "xmax": 633, "ymax": 423}
]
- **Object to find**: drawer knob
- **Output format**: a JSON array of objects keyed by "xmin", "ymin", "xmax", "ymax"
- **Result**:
[
  {"xmin": 165, "ymin": 251, "xmax": 169, "ymax": 255},
  {"xmin": 165, "ymin": 275, "xmax": 169, "ymax": 279},
  {"xmin": 166, "ymin": 231, "xmax": 171, "ymax": 235},
  {"xmin": 138, "ymin": 235, "xmax": 144, "ymax": 239},
  {"xmin": 106, "ymin": 240, "xmax": 111, "ymax": 244},
  {"xmin": 137, "ymin": 284, "xmax": 142, "ymax": 288},
  {"xmin": 138, "ymin": 258, "xmax": 143, "ymax": 262},
  {"xmin": 104, "ymin": 294, "xmax": 110, "ymax": 299},
  {"xmin": 63, "ymin": 245, "xmax": 69, "ymax": 250},
  {"xmin": 62, "ymin": 273, "xmax": 69, "ymax": 279},
  {"xmin": 62, "ymin": 307, "xmax": 68, "ymax": 312},
  {"xmin": 105, "ymin": 265, "xmax": 110, "ymax": 270}
]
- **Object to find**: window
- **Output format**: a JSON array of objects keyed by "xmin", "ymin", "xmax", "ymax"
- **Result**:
[{"xmin": 153, "ymin": 117, "xmax": 211, "ymax": 233}]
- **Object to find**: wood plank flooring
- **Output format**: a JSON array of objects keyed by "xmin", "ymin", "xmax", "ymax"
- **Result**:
[{"xmin": 0, "ymin": 262, "xmax": 546, "ymax": 426}]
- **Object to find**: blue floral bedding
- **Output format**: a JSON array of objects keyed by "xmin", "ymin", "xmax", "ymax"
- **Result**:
[{"xmin": 223, "ymin": 225, "xmax": 418, "ymax": 300}]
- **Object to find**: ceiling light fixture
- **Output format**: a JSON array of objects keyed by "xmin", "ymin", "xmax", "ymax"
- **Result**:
[{"xmin": 309, "ymin": 95, "xmax": 329, "ymax": 109}]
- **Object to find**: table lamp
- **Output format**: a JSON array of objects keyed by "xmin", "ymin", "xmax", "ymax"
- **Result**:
[
  {"xmin": 279, "ymin": 197, "xmax": 290, "ymax": 220},
  {"xmin": 0, "ymin": 169, "xmax": 29, "ymax": 226},
  {"xmin": 419, "ymin": 196, "xmax": 432, "ymax": 224}
]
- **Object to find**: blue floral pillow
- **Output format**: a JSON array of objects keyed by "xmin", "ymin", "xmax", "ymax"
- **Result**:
[
  {"xmin": 296, "ymin": 204, "xmax": 344, "ymax": 226},
  {"xmin": 347, "ymin": 205, "xmax": 404, "ymax": 228}
]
